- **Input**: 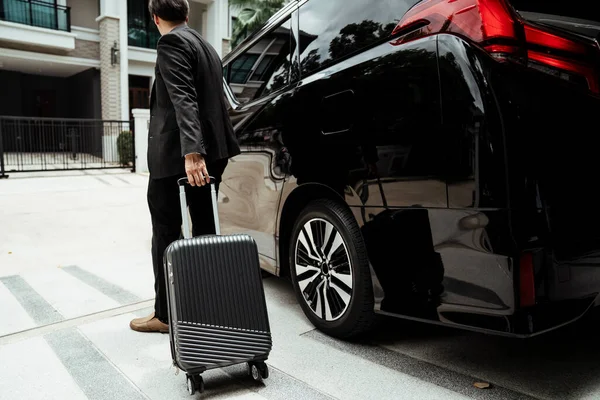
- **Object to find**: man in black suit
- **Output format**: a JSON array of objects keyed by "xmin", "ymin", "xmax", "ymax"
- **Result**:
[{"xmin": 130, "ymin": 0, "xmax": 240, "ymax": 333}]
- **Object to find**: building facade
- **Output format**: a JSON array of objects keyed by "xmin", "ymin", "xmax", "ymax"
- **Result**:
[{"xmin": 0, "ymin": 0, "xmax": 232, "ymax": 122}]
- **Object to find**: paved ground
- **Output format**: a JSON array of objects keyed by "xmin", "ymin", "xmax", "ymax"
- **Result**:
[{"xmin": 1, "ymin": 170, "xmax": 599, "ymax": 400}]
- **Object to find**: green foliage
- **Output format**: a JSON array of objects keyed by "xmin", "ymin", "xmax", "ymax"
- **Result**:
[
  {"xmin": 230, "ymin": 0, "xmax": 287, "ymax": 48},
  {"xmin": 117, "ymin": 130, "xmax": 134, "ymax": 166}
]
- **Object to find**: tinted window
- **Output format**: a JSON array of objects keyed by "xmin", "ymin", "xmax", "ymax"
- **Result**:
[
  {"xmin": 225, "ymin": 17, "xmax": 296, "ymax": 104},
  {"xmin": 298, "ymin": 0, "xmax": 420, "ymax": 76}
]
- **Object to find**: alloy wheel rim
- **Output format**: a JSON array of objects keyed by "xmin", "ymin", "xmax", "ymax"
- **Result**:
[{"xmin": 294, "ymin": 218, "xmax": 353, "ymax": 322}]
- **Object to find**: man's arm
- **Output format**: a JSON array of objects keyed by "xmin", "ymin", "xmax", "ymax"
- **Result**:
[{"xmin": 156, "ymin": 33, "xmax": 208, "ymax": 185}]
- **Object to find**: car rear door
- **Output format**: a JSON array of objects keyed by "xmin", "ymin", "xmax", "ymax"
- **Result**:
[
  {"xmin": 285, "ymin": 0, "xmax": 453, "ymax": 319},
  {"xmin": 506, "ymin": 0, "xmax": 600, "ymax": 303}
]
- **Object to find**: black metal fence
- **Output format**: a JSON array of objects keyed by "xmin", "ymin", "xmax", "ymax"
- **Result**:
[
  {"xmin": 0, "ymin": 117, "xmax": 135, "ymax": 177},
  {"xmin": 0, "ymin": 0, "xmax": 71, "ymax": 32}
]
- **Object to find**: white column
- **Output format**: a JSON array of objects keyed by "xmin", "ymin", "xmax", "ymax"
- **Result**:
[
  {"xmin": 220, "ymin": 0, "xmax": 229, "ymax": 41},
  {"xmin": 99, "ymin": 0, "xmax": 119, "ymax": 19},
  {"xmin": 119, "ymin": 0, "xmax": 129, "ymax": 121},
  {"xmin": 220, "ymin": 0, "xmax": 230, "ymax": 56},
  {"xmin": 201, "ymin": 9, "xmax": 208, "ymax": 38},
  {"xmin": 133, "ymin": 108, "xmax": 150, "ymax": 173},
  {"xmin": 206, "ymin": 0, "xmax": 222, "ymax": 57}
]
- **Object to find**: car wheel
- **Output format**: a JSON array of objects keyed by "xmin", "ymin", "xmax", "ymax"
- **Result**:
[{"xmin": 289, "ymin": 198, "xmax": 375, "ymax": 339}]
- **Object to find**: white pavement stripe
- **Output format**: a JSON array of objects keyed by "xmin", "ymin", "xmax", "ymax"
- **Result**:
[
  {"xmin": 0, "ymin": 300, "xmax": 154, "ymax": 346},
  {"xmin": 79, "ymin": 313, "xmax": 212, "ymax": 399},
  {"xmin": 78, "ymin": 313, "xmax": 335, "ymax": 400},
  {"xmin": 0, "ymin": 280, "xmax": 36, "ymax": 337},
  {"xmin": 92, "ymin": 176, "xmax": 112, "ymax": 186},
  {"xmin": 22, "ymin": 268, "xmax": 120, "ymax": 320},
  {"xmin": 0, "ymin": 273, "xmax": 151, "ymax": 400},
  {"xmin": 45, "ymin": 328, "xmax": 149, "ymax": 400},
  {"xmin": 0, "ymin": 275, "xmax": 63, "ymax": 326},
  {"xmin": 69, "ymin": 259, "xmax": 156, "ymax": 303},
  {"xmin": 82, "ymin": 171, "xmax": 137, "ymax": 188},
  {"xmin": 110, "ymin": 175, "xmax": 132, "ymax": 185},
  {"xmin": 0, "ymin": 336, "xmax": 88, "ymax": 400},
  {"xmin": 62, "ymin": 265, "xmax": 142, "ymax": 305}
]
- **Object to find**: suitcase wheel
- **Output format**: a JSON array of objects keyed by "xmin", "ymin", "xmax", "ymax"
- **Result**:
[
  {"xmin": 186, "ymin": 374, "xmax": 204, "ymax": 395},
  {"xmin": 247, "ymin": 361, "xmax": 269, "ymax": 382}
]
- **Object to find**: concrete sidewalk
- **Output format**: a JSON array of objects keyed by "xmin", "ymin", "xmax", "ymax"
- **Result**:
[
  {"xmin": 0, "ymin": 171, "xmax": 471, "ymax": 400},
  {"xmin": 3, "ymin": 171, "xmax": 600, "ymax": 400}
]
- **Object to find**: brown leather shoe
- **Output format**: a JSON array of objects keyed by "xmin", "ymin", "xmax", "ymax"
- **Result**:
[{"xmin": 130, "ymin": 313, "xmax": 169, "ymax": 333}]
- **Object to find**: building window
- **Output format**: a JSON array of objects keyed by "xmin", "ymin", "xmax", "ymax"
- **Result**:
[
  {"xmin": 0, "ymin": 0, "xmax": 71, "ymax": 32},
  {"xmin": 127, "ymin": 0, "xmax": 160, "ymax": 49}
]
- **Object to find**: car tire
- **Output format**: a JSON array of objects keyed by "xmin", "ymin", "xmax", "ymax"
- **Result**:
[{"xmin": 289, "ymin": 198, "xmax": 375, "ymax": 339}]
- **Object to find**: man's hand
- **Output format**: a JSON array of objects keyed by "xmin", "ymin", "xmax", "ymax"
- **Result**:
[{"xmin": 185, "ymin": 153, "xmax": 209, "ymax": 186}]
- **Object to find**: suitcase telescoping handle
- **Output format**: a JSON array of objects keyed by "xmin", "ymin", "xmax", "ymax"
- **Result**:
[{"xmin": 177, "ymin": 177, "xmax": 221, "ymax": 238}]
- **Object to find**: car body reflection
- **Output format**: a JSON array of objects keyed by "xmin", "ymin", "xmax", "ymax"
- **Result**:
[{"xmin": 217, "ymin": 0, "xmax": 600, "ymax": 339}]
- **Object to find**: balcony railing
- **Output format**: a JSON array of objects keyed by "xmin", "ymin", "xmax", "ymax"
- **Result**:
[{"xmin": 0, "ymin": 0, "xmax": 71, "ymax": 32}]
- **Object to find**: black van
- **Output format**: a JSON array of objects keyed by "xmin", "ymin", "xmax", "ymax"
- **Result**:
[{"xmin": 219, "ymin": 0, "xmax": 600, "ymax": 339}]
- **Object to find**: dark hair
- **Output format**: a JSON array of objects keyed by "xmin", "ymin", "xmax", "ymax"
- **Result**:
[{"xmin": 148, "ymin": 0, "xmax": 189, "ymax": 23}]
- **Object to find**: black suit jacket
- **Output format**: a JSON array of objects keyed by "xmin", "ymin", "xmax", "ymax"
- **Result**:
[{"xmin": 148, "ymin": 25, "xmax": 240, "ymax": 179}]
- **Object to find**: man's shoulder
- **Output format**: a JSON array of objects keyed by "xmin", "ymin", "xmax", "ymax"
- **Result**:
[
  {"xmin": 159, "ymin": 28, "xmax": 184, "ymax": 44},
  {"xmin": 157, "ymin": 27, "xmax": 193, "ymax": 47},
  {"xmin": 166, "ymin": 27, "xmax": 209, "ymax": 54},
  {"xmin": 158, "ymin": 26, "xmax": 220, "ymax": 64},
  {"xmin": 170, "ymin": 26, "xmax": 203, "ymax": 43}
]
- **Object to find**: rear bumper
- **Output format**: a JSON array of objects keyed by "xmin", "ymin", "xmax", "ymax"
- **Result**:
[{"xmin": 510, "ymin": 295, "xmax": 598, "ymax": 337}]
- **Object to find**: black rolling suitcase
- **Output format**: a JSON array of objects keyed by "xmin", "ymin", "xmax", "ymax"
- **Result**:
[{"xmin": 164, "ymin": 177, "xmax": 272, "ymax": 395}]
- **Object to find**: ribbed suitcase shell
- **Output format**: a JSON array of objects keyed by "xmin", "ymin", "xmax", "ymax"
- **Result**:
[{"xmin": 164, "ymin": 232, "xmax": 272, "ymax": 374}]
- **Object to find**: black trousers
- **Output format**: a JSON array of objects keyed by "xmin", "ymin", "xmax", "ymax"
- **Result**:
[{"xmin": 147, "ymin": 159, "xmax": 228, "ymax": 322}]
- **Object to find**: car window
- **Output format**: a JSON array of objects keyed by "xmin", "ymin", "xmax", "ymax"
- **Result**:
[
  {"xmin": 224, "ymin": 17, "xmax": 296, "ymax": 104},
  {"xmin": 297, "ymin": 0, "xmax": 421, "ymax": 77}
]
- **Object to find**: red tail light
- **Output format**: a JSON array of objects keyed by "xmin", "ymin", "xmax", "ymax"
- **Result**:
[
  {"xmin": 519, "ymin": 252, "xmax": 536, "ymax": 308},
  {"xmin": 524, "ymin": 25, "xmax": 599, "ymax": 94},
  {"xmin": 391, "ymin": 0, "xmax": 599, "ymax": 94}
]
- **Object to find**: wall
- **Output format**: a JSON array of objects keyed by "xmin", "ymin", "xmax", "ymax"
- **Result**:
[
  {"xmin": 67, "ymin": 68, "xmax": 103, "ymax": 157},
  {"xmin": 128, "ymin": 60, "xmax": 154, "ymax": 78},
  {"xmin": 0, "ymin": 39, "xmax": 98, "ymax": 59},
  {"xmin": 0, "ymin": 69, "xmax": 100, "ymax": 119},
  {"xmin": 222, "ymin": 38, "xmax": 230, "ymax": 56},
  {"xmin": 70, "ymin": 39, "xmax": 100, "ymax": 59},
  {"xmin": 19, "ymin": 74, "xmax": 70, "ymax": 118},
  {"xmin": 68, "ymin": 0, "xmax": 100, "ymax": 29},
  {"xmin": 67, "ymin": 68, "xmax": 102, "ymax": 119},
  {"xmin": 0, "ymin": 70, "xmax": 23, "ymax": 116},
  {"xmin": 188, "ymin": 2, "xmax": 207, "ymax": 37},
  {"xmin": 205, "ymin": 0, "xmax": 229, "ymax": 58}
]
